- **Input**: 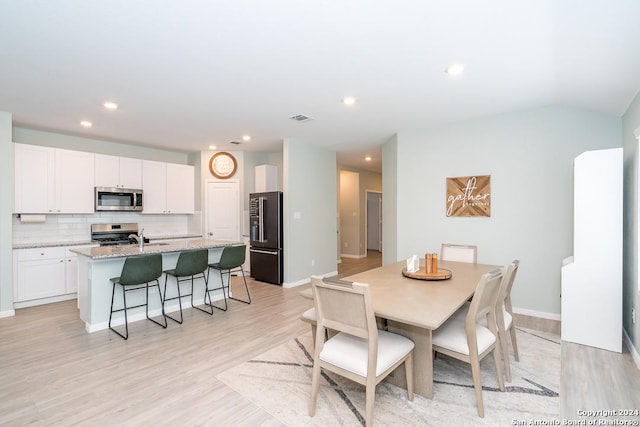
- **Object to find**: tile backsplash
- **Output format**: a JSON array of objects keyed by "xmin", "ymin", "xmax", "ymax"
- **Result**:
[{"xmin": 13, "ymin": 212, "xmax": 202, "ymax": 244}]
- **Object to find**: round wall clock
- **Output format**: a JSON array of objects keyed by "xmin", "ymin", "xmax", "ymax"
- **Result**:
[{"xmin": 209, "ymin": 152, "xmax": 237, "ymax": 179}]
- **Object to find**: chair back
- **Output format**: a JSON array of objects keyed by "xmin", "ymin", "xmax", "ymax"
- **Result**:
[
  {"xmin": 500, "ymin": 260, "xmax": 520, "ymax": 313},
  {"xmin": 466, "ymin": 269, "xmax": 504, "ymax": 334},
  {"xmin": 310, "ymin": 276, "xmax": 376, "ymax": 341},
  {"xmin": 441, "ymin": 243, "xmax": 478, "ymax": 263},
  {"xmin": 119, "ymin": 253, "xmax": 162, "ymax": 285},
  {"xmin": 174, "ymin": 249, "xmax": 209, "ymax": 276},
  {"xmin": 216, "ymin": 245, "xmax": 246, "ymax": 269}
]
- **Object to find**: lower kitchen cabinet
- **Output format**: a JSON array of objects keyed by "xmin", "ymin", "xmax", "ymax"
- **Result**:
[
  {"xmin": 14, "ymin": 247, "xmax": 66, "ymax": 303},
  {"xmin": 13, "ymin": 244, "xmax": 97, "ymax": 308}
]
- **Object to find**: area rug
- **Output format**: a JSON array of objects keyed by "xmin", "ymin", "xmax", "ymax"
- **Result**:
[{"xmin": 216, "ymin": 327, "xmax": 560, "ymax": 426}]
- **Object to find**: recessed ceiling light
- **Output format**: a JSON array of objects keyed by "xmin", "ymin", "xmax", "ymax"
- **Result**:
[
  {"xmin": 342, "ymin": 96, "xmax": 356, "ymax": 106},
  {"xmin": 242, "ymin": 135, "xmax": 251, "ymax": 142},
  {"xmin": 80, "ymin": 120, "xmax": 93, "ymax": 128},
  {"xmin": 209, "ymin": 145, "xmax": 217, "ymax": 150},
  {"xmin": 445, "ymin": 64, "xmax": 465, "ymax": 76},
  {"xmin": 103, "ymin": 101, "xmax": 118, "ymax": 110},
  {"xmin": 365, "ymin": 156, "xmax": 372, "ymax": 161}
]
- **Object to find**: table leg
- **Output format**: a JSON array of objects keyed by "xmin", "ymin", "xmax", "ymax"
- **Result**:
[{"xmin": 386, "ymin": 320, "xmax": 433, "ymax": 398}]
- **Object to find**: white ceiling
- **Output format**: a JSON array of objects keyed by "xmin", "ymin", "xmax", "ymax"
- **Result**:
[{"xmin": 2, "ymin": 1, "xmax": 640, "ymax": 173}]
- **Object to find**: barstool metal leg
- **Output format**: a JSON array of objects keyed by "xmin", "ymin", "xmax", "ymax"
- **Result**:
[
  {"xmin": 146, "ymin": 280, "xmax": 168, "ymax": 328},
  {"xmin": 191, "ymin": 273, "xmax": 213, "ymax": 315},
  {"xmin": 226, "ymin": 266, "xmax": 251, "ymax": 304},
  {"xmin": 109, "ymin": 282, "xmax": 129, "ymax": 340},
  {"xmin": 164, "ymin": 273, "xmax": 184, "ymax": 324},
  {"xmin": 205, "ymin": 267, "xmax": 229, "ymax": 312}
]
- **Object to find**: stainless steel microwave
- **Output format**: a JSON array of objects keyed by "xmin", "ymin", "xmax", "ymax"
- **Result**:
[{"xmin": 95, "ymin": 187, "xmax": 143, "ymax": 211}]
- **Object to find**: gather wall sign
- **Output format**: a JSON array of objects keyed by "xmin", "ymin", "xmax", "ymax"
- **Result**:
[{"xmin": 446, "ymin": 175, "xmax": 491, "ymax": 217}]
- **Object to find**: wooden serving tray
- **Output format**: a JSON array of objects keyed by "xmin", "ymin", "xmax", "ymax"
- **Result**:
[{"xmin": 402, "ymin": 267, "xmax": 452, "ymax": 281}]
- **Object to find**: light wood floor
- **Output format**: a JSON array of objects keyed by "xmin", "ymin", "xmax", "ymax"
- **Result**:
[
  {"xmin": 337, "ymin": 249, "xmax": 382, "ymax": 278},
  {"xmin": 1, "ymin": 252, "xmax": 638, "ymax": 425}
]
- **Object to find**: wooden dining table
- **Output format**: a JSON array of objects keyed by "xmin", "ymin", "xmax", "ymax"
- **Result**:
[{"xmin": 308, "ymin": 259, "xmax": 502, "ymax": 398}]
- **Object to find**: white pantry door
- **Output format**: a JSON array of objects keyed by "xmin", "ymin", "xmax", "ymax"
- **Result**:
[{"xmin": 206, "ymin": 180, "xmax": 240, "ymax": 241}]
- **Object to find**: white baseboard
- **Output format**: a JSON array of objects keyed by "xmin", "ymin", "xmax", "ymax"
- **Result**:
[
  {"xmin": 14, "ymin": 293, "xmax": 77, "ymax": 309},
  {"xmin": 340, "ymin": 253, "xmax": 367, "ymax": 259},
  {"xmin": 513, "ymin": 307, "xmax": 561, "ymax": 321},
  {"xmin": 283, "ymin": 271, "xmax": 339, "ymax": 289},
  {"xmin": 623, "ymin": 328, "xmax": 640, "ymax": 370},
  {"xmin": 283, "ymin": 278, "xmax": 310, "ymax": 288},
  {"xmin": 0, "ymin": 309, "xmax": 15, "ymax": 318}
]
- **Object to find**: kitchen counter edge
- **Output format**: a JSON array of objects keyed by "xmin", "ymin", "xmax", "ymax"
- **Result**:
[
  {"xmin": 69, "ymin": 239, "xmax": 242, "ymax": 260},
  {"xmin": 13, "ymin": 234, "xmax": 203, "ymax": 250}
]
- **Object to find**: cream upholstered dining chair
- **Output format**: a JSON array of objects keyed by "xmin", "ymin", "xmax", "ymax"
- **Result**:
[
  {"xmin": 300, "ymin": 277, "xmax": 355, "ymax": 348},
  {"xmin": 308, "ymin": 276, "xmax": 415, "ymax": 427},
  {"xmin": 300, "ymin": 307, "xmax": 318, "ymax": 344},
  {"xmin": 492, "ymin": 260, "xmax": 521, "ymax": 382},
  {"xmin": 441, "ymin": 243, "xmax": 478, "ymax": 263},
  {"xmin": 432, "ymin": 269, "xmax": 505, "ymax": 417}
]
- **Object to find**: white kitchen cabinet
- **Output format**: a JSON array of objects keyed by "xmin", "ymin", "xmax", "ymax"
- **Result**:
[
  {"xmin": 14, "ymin": 143, "xmax": 55, "ymax": 213},
  {"xmin": 166, "ymin": 163, "xmax": 195, "ymax": 214},
  {"xmin": 142, "ymin": 160, "xmax": 194, "ymax": 214},
  {"xmin": 55, "ymin": 148, "xmax": 95, "ymax": 213},
  {"xmin": 14, "ymin": 143, "xmax": 95, "ymax": 214},
  {"xmin": 95, "ymin": 154, "xmax": 142, "ymax": 189},
  {"xmin": 561, "ymin": 148, "xmax": 622, "ymax": 352},
  {"xmin": 13, "ymin": 244, "xmax": 98, "ymax": 308},
  {"xmin": 255, "ymin": 164, "xmax": 278, "ymax": 192},
  {"xmin": 65, "ymin": 247, "xmax": 82, "ymax": 294},
  {"xmin": 14, "ymin": 247, "xmax": 66, "ymax": 303}
]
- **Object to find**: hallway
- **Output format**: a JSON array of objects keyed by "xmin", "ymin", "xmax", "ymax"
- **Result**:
[{"xmin": 337, "ymin": 250, "xmax": 382, "ymax": 278}]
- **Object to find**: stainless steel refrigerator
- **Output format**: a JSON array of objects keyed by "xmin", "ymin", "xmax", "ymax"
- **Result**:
[{"xmin": 249, "ymin": 191, "xmax": 283, "ymax": 285}]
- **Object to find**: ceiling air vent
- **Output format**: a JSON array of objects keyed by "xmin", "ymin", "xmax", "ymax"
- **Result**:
[
  {"xmin": 290, "ymin": 114, "xmax": 313, "ymax": 122},
  {"xmin": 229, "ymin": 141, "xmax": 242, "ymax": 145}
]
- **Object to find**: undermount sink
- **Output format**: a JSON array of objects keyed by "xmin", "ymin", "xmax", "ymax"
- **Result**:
[{"xmin": 144, "ymin": 242, "xmax": 171, "ymax": 247}]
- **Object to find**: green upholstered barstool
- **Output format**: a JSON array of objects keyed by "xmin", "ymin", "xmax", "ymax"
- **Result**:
[
  {"xmin": 162, "ymin": 249, "xmax": 213, "ymax": 324},
  {"xmin": 206, "ymin": 244, "xmax": 251, "ymax": 311},
  {"xmin": 108, "ymin": 253, "xmax": 166, "ymax": 340}
]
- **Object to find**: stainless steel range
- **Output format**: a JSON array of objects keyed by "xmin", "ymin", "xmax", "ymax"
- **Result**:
[{"xmin": 91, "ymin": 223, "xmax": 147, "ymax": 246}]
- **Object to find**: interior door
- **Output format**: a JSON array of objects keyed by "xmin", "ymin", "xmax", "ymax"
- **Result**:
[{"xmin": 206, "ymin": 181, "xmax": 240, "ymax": 241}]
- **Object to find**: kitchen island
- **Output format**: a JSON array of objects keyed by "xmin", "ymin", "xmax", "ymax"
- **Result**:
[{"xmin": 71, "ymin": 239, "xmax": 241, "ymax": 333}]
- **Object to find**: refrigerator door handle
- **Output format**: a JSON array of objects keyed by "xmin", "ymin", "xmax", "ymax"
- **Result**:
[
  {"xmin": 258, "ymin": 196, "xmax": 265, "ymax": 242},
  {"xmin": 250, "ymin": 248, "xmax": 279, "ymax": 255}
]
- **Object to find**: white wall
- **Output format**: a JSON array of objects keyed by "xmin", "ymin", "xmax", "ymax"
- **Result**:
[
  {"xmin": 386, "ymin": 105, "xmax": 621, "ymax": 316},
  {"xmin": 622, "ymin": 89, "xmax": 640, "ymax": 355},
  {"xmin": 0, "ymin": 112, "xmax": 13, "ymax": 316},
  {"xmin": 339, "ymin": 170, "xmax": 359, "ymax": 257},
  {"xmin": 382, "ymin": 134, "xmax": 398, "ymax": 265},
  {"xmin": 283, "ymin": 139, "xmax": 337, "ymax": 286}
]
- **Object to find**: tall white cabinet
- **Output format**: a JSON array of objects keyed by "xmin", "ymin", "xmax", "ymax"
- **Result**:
[{"xmin": 561, "ymin": 148, "xmax": 622, "ymax": 352}]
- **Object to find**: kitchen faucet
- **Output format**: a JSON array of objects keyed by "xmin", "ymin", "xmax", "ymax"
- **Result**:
[{"xmin": 128, "ymin": 229, "xmax": 144, "ymax": 250}]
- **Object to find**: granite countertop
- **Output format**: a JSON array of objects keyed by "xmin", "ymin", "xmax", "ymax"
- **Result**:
[
  {"xmin": 13, "ymin": 240, "xmax": 95, "ymax": 250},
  {"xmin": 12, "ymin": 234, "xmax": 203, "ymax": 250},
  {"xmin": 70, "ymin": 238, "xmax": 242, "ymax": 259}
]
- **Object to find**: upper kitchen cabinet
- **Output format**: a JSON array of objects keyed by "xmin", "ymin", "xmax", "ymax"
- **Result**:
[
  {"xmin": 14, "ymin": 143, "xmax": 54, "ymax": 213},
  {"xmin": 14, "ymin": 143, "xmax": 95, "ymax": 214},
  {"xmin": 94, "ymin": 154, "xmax": 142, "ymax": 189},
  {"xmin": 142, "ymin": 160, "xmax": 194, "ymax": 214}
]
